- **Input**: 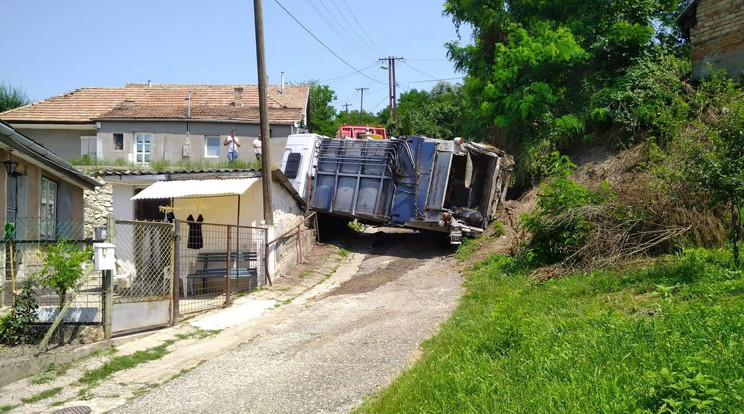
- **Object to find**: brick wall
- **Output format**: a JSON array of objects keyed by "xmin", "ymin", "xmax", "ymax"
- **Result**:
[{"xmin": 690, "ymin": 0, "xmax": 744, "ymax": 61}]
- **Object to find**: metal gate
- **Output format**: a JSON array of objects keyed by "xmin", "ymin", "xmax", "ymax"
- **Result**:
[
  {"xmin": 174, "ymin": 220, "xmax": 267, "ymax": 315},
  {"xmin": 111, "ymin": 220, "xmax": 174, "ymax": 334}
]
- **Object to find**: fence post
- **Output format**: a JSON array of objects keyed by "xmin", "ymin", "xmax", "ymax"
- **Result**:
[
  {"xmin": 297, "ymin": 222, "xmax": 303, "ymax": 265},
  {"xmin": 172, "ymin": 220, "xmax": 181, "ymax": 324},
  {"xmin": 102, "ymin": 269, "xmax": 113, "ymax": 340},
  {"xmin": 106, "ymin": 215, "xmax": 116, "ymax": 243},
  {"xmin": 225, "ymin": 225, "xmax": 232, "ymax": 307},
  {"xmin": 103, "ymin": 215, "xmax": 115, "ymax": 339}
]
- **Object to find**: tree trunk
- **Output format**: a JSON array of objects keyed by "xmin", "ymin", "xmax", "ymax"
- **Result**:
[
  {"xmin": 57, "ymin": 288, "xmax": 66, "ymax": 346},
  {"xmin": 732, "ymin": 203, "xmax": 741, "ymax": 269}
]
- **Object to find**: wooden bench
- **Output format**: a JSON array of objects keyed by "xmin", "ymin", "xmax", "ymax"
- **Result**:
[{"xmin": 185, "ymin": 251, "xmax": 258, "ymax": 297}]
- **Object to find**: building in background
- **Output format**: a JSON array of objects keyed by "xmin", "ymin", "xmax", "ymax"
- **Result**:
[
  {"xmin": 678, "ymin": 0, "xmax": 744, "ymax": 80},
  {"xmin": 0, "ymin": 83, "xmax": 309, "ymax": 165}
]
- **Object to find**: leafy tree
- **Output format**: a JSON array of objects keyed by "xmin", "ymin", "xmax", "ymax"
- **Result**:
[
  {"xmin": 384, "ymin": 82, "xmax": 475, "ymax": 139},
  {"xmin": 0, "ymin": 82, "xmax": 30, "ymax": 113},
  {"xmin": 38, "ymin": 240, "xmax": 92, "ymax": 314},
  {"xmin": 443, "ymin": 0, "xmax": 689, "ymax": 182},
  {"xmin": 305, "ymin": 81, "xmax": 337, "ymax": 136},
  {"xmin": 677, "ymin": 73, "xmax": 744, "ymax": 267}
]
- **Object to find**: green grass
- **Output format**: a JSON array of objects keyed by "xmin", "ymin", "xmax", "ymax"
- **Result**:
[
  {"xmin": 338, "ymin": 248, "xmax": 350, "ymax": 258},
  {"xmin": 357, "ymin": 249, "xmax": 744, "ymax": 413},
  {"xmin": 78, "ymin": 340, "xmax": 174, "ymax": 386},
  {"xmin": 1, "ymin": 405, "xmax": 16, "ymax": 413},
  {"xmin": 30, "ymin": 363, "xmax": 69, "ymax": 384},
  {"xmin": 453, "ymin": 236, "xmax": 479, "ymax": 261},
  {"xmin": 20, "ymin": 387, "xmax": 63, "ymax": 404}
]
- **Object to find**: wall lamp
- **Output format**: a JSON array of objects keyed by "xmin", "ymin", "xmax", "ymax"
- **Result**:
[{"xmin": 3, "ymin": 149, "xmax": 18, "ymax": 176}]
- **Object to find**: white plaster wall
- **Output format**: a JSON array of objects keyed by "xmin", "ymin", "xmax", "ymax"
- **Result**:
[{"xmin": 112, "ymin": 185, "xmax": 135, "ymax": 220}]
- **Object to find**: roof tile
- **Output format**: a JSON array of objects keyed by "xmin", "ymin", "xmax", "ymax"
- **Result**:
[{"xmin": 0, "ymin": 84, "xmax": 309, "ymax": 124}]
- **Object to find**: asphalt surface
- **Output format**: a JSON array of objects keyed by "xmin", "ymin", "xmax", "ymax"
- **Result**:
[{"xmin": 115, "ymin": 230, "xmax": 462, "ymax": 414}]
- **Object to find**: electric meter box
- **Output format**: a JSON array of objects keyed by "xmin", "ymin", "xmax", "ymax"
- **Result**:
[{"xmin": 93, "ymin": 243, "xmax": 116, "ymax": 271}]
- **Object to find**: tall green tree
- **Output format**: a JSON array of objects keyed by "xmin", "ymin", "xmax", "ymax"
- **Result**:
[
  {"xmin": 305, "ymin": 81, "xmax": 337, "ymax": 136},
  {"xmin": 443, "ymin": 0, "xmax": 688, "ymax": 181},
  {"xmin": 383, "ymin": 82, "xmax": 474, "ymax": 139},
  {"xmin": 0, "ymin": 83, "xmax": 30, "ymax": 113}
]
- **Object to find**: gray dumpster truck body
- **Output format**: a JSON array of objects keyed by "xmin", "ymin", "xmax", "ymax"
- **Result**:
[{"xmin": 280, "ymin": 134, "xmax": 513, "ymax": 243}]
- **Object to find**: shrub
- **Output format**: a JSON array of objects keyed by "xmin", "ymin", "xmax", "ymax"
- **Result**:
[
  {"xmin": 0, "ymin": 279, "xmax": 40, "ymax": 345},
  {"xmin": 521, "ymin": 153, "xmax": 612, "ymax": 265}
]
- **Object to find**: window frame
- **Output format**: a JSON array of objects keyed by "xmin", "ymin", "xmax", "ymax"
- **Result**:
[
  {"xmin": 204, "ymin": 135, "xmax": 221, "ymax": 158},
  {"xmin": 40, "ymin": 177, "xmax": 57, "ymax": 240},
  {"xmin": 133, "ymin": 132, "xmax": 152, "ymax": 165},
  {"xmin": 113, "ymin": 133, "xmax": 124, "ymax": 151}
]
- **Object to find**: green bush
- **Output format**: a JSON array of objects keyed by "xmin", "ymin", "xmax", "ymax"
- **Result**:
[
  {"xmin": 521, "ymin": 153, "xmax": 612, "ymax": 265},
  {"xmin": 0, "ymin": 279, "xmax": 40, "ymax": 345}
]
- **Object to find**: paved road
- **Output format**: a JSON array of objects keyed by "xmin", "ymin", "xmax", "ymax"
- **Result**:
[{"xmin": 116, "ymin": 230, "xmax": 462, "ymax": 414}]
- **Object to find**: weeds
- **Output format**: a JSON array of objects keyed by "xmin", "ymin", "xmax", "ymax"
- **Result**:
[
  {"xmin": 20, "ymin": 387, "xmax": 63, "ymax": 404},
  {"xmin": 0, "ymin": 405, "xmax": 16, "ymax": 413},
  {"xmin": 453, "ymin": 237, "xmax": 479, "ymax": 261},
  {"xmin": 30, "ymin": 363, "xmax": 69, "ymax": 385},
  {"xmin": 357, "ymin": 249, "xmax": 744, "ymax": 413},
  {"xmin": 78, "ymin": 340, "xmax": 174, "ymax": 386}
]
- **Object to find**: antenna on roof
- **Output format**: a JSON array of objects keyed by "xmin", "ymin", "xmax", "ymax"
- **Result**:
[{"xmin": 281, "ymin": 72, "xmax": 285, "ymax": 94}]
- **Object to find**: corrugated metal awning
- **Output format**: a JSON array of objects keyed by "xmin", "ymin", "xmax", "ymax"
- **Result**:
[{"xmin": 131, "ymin": 178, "xmax": 259, "ymax": 200}]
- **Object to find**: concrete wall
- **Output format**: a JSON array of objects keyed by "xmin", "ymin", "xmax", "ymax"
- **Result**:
[
  {"xmin": 0, "ymin": 148, "xmax": 87, "ymax": 240},
  {"xmin": 690, "ymin": 0, "xmax": 744, "ymax": 79},
  {"xmin": 97, "ymin": 121, "xmax": 292, "ymax": 165},
  {"xmin": 11, "ymin": 127, "xmax": 94, "ymax": 161}
]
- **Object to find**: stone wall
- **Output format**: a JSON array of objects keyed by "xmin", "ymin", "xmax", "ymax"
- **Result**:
[
  {"xmin": 689, "ymin": 0, "xmax": 744, "ymax": 79},
  {"xmin": 84, "ymin": 183, "xmax": 114, "ymax": 238}
]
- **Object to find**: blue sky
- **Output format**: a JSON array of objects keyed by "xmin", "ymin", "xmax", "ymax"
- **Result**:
[{"xmin": 1, "ymin": 0, "xmax": 472, "ymax": 114}]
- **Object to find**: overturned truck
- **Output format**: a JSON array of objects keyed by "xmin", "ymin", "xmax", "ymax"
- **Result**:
[{"xmin": 281, "ymin": 134, "xmax": 513, "ymax": 243}]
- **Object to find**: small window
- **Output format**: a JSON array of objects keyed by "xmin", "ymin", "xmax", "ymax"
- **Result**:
[
  {"xmin": 284, "ymin": 153, "xmax": 302, "ymax": 179},
  {"xmin": 134, "ymin": 133, "xmax": 152, "ymax": 165},
  {"xmin": 113, "ymin": 133, "xmax": 124, "ymax": 150},
  {"xmin": 205, "ymin": 136, "xmax": 220, "ymax": 158}
]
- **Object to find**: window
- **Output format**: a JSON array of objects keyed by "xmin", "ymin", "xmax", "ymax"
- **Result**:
[
  {"xmin": 284, "ymin": 153, "xmax": 302, "ymax": 179},
  {"xmin": 40, "ymin": 178, "xmax": 57, "ymax": 240},
  {"xmin": 205, "ymin": 136, "xmax": 220, "ymax": 158},
  {"xmin": 134, "ymin": 133, "xmax": 152, "ymax": 165},
  {"xmin": 113, "ymin": 133, "xmax": 124, "ymax": 150}
]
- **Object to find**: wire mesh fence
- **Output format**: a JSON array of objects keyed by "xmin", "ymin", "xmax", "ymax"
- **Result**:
[
  {"xmin": 0, "ymin": 220, "xmax": 103, "ymax": 348},
  {"xmin": 175, "ymin": 220, "xmax": 267, "ymax": 315},
  {"xmin": 111, "ymin": 220, "xmax": 173, "ymax": 302}
]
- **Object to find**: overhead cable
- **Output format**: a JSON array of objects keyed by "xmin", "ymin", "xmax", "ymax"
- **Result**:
[
  {"xmin": 342, "ymin": 0, "xmax": 384, "ymax": 54},
  {"xmin": 274, "ymin": 0, "xmax": 385, "ymax": 85}
]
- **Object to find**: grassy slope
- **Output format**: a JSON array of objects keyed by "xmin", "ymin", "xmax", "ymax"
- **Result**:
[{"xmin": 357, "ymin": 251, "xmax": 744, "ymax": 413}]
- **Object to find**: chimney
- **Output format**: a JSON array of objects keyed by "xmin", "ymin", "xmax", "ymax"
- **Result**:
[
  {"xmin": 281, "ymin": 72, "xmax": 285, "ymax": 94},
  {"xmin": 147, "ymin": 80, "xmax": 152, "ymax": 88},
  {"xmin": 234, "ymin": 87, "xmax": 244, "ymax": 107}
]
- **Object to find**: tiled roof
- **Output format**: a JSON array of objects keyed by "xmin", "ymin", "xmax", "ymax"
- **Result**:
[
  {"xmin": 96, "ymin": 167, "xmax": 260, "ymax": 176},
  {"xmin": 100, "ymin": 105, "xmax": 304, "ymax": 123},
  {"xmin": 0, "ymin": 84, "xmax": 309, "ymax": 124}
]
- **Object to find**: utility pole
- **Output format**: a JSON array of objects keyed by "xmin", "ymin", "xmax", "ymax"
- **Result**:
[
  {"xmin": 356, "ymin": 87, "xmax": 369, "ymax": 124},
  {"xmin": 379, "ymin": 56, "xmax": 404, "ymax": 121},
  {"xmin": 342, "ymin": 103, "xmax": 352, "ymax": 124},
  {"xmin": 254, "ymin": 0, "xmax": 273, "ymax": 225}
]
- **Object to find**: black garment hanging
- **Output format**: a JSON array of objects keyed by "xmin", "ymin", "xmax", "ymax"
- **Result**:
[{"xmin": 187, "ymin": 214, "xmax": 204, "ymax": 249}]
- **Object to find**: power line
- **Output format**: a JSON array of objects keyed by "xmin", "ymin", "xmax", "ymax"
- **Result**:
[
  {"xmin": 407, "ymin": 77, "xmax": 463, "ymax": 84},
  {"xmin": 342, "ymin": 0, "xmax": 384, "ymax": 54},
  {"xmin": 320, "ymin": 62, "xmax": 378, "ymax": 83},
  {"xmin": 401, "ymin": 60, "xmax": 446, "ymax": 82},
  {"xmin": 313, "ymin": 0, "xmax": 368, "ymax": 53},
  {"xmin": 331, "ymin": 0, "xmax": 384, "ymax": 54},
  {"xmin": 274, "ymin": 0, "xmax": 385, "ymax": 85},
  {"xmin": 304, "ymin": 0, "xmax": 363, "ymax": 55},
  {"xmin": 326, "ymin": 0, "xmax": 376, "ymax": 54}
]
